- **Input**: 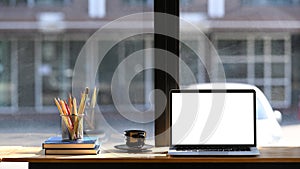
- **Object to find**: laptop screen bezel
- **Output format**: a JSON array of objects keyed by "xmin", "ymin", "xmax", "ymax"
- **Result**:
[{"xmin": 169, "ymin": 89, "xmax": 257, "ymax": 148}]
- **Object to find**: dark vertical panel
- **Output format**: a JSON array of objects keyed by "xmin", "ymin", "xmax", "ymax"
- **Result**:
[
  {"xmin": 154, "ymin": 0, "xmax": 179, "ymax": 146},
  {"xmin": 291, "ymin": 35, "xmax": 300, "ymax": 105},
  {"xmin": 18, "ymin": 40, "xmax": 35, "ymax": 107}
]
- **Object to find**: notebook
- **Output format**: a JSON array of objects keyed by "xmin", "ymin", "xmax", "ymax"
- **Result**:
[{"xmin": 168, "ymin": 89, "xmax": 260, "ymax": 156}]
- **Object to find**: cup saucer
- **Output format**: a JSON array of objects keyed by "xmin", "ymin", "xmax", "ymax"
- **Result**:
[{"xmin": 114, "ymin": 144, "xmax": 153, "ymax": 152}]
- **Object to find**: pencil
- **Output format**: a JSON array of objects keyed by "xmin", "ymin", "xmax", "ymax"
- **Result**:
[
  {"xmin": 72, "ymin": 96, "xmax": 80, "ymax": 138},
  {"xmin": 90, "ymin": 86, "xmax": 97, "ymax": 129},
  {"xmin": 60, "ymin": 100, "xmax": 73, "ymax": 129},
  {"xmin": 68, "ymin": 93, "xmax": 73, "ymax": 115},
  {"xmin": 64, "ymin": 100, "xmax": 71, "ymax": 115},
  {"xmin": 73, "ymin": 97, "xmax": 78, "ymax": 115},
  {"xmin": 78, "ymin": 92, "xmax": 85, "ymax": 115},
  {"xmin": 54, "ymin": 98, "xmax": 64, "ymax": 116},
  {"xmin": 78, "ymin": 87, "xmax": 89, "ymax": 115},
  {"xmin": 82, "ymin": 87, "xmax": 89, "ymax": 113},
  {"xmin": 91, "ymin": 87, "xmax": 97, "ymax": 109},
  {"xmin": 58, "ymin": 99, "xmax": 75, "ymax": 139}
]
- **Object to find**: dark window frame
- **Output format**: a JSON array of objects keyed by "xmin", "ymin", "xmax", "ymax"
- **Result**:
[{"xmin": 154, "ymin": 0, "xmax": 179, "ymax": 146}]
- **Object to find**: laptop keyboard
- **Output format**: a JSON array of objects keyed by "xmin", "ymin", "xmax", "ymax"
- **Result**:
[{"xmin": 174, "ymin": 146, "xmax": 251, "ymax": 152}]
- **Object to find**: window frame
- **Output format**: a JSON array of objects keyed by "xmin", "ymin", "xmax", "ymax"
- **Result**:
[{"xmin": 154, "ymin": 0, "xmax": 179, "ymax": 146}]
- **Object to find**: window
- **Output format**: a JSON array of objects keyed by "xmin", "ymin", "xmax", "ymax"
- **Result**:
[
  {"xmin": 0, "ymin": 40, "xmax": 13, "ymax": 109},
  {"xmin": 1, "ymin": 0, "xmax": 300, "ymax": 149},
  {"xmin": 241, "ymin": 0, "xmax": 300, "ymax": 6},
  {"xmin": 34, "ymin": 0, "xmax": 70, "ymax": 6},
  {"xmin": 0, "ymin": 0, "xmax": 27, "ymax": 6},
  {"xmin": 0, "ymin": 0, "xmax": 155, "ymax": 147},
  {"xmin": 123, "ymin": 0, "xmax": 153, "ymax": 6},
  {"xmin": 212, "ymin": 33, "xmax": 291, "ymax": 108},
  {"xmin": 180, "ymin": 0, "xmax": 299, "ymax": 147},
  {"xmin": 179, "ymin": 37, "xmax": 207, "ymax": 85},
  {"xmin": 0, "ymin": 0, "xmax": 70, "ymax": 6},
  {"xmin": 97, "ymin": 35, "xmax": 153, "ymax": 109},
  {"xmin": 36, "ymin": 39, "xmax": 85, "ymax": 111}
]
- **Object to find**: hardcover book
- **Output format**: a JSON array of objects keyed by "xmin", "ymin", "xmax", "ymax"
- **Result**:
[
  {"xmin": 44, "ymin": 145, "xmax": 101, "ymax": 155},
  {"xmin": 42, "ymin": 136, "xmax": 99, "ymax": 149}
]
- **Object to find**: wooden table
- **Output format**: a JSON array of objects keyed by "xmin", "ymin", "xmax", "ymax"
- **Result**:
[{"xmin": 2, "ymin": 146, "xmax": 300, "ymax": 169}]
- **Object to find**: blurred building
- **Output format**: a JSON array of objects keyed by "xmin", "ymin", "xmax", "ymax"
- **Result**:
[
  {"xmin": 0, "ymin": 0, "xmax": 154, "ymax": 114},
  {"xmin": 0, "ymin": 0, "xmax": 300, "ymax": 115}
]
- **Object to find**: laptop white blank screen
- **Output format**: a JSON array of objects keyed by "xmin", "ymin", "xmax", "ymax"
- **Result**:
[{"xmin": 171, "ymin": 91, "xmax": 255, "ymax": 145}]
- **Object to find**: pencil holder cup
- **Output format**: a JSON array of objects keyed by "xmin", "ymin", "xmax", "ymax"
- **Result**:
[
  {"xmin": 83, "ymin": 107, "xmax": 96, "ymax": 132},
  {"xmin": 61, "ymin": 114, "xmax": 84, "ymax": 141}
]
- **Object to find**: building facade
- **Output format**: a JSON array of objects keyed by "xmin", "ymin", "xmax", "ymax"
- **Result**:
[{"xmin": 0, "ymin": 0, "xmax": 299, "ymax": 116}]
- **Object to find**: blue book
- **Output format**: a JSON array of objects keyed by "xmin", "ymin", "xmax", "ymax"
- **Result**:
[{"xmin": 42, "ymin": 136, "xmax": 99, "ymax": 149}]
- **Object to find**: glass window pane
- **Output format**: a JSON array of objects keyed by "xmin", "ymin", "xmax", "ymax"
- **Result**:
[
  {"xmin": 272, "ymin": 63, "xmax": 285, "ymax": 78},
  {"xmin": 180, "ymin": 0, "xmax": 294, "ymax": 147},
  {"xmin": 272, "ymin": 40, "xmax": 285, "ymax": 55},
  {"xmin": 69, "ymin": 41, "xmax": 85, "ymax": 67},
  {"xmin": 16, "ymin": 0, "xmax": 27, "ymax": 5},
  {"xmin": 272, "ymin": 86, "xmax": 285, "ymax": 101},
  {"xmin": 217, "ymin": 40, "xmax": 247, "ymax": 56},
  {"xmin": 41, "ymin": 41, "xmax": 63, "ymax": 106},
  {"xmin": 242, "ymin": 0, "xmax": 300, "ymax": 6},
  {"xmin": 255, "ymin": 63, "xmax": 264, "ymax": 78},
  {"xmin": 0, "ymin": 41, "xmax": 11, "ymax": 106},
  {"xmin": 1, "ymin": 0, "xmax": 154, "ymax": 147},
  {"xmin": 35, "ymin": 0, "xmax": 66, "ymax": 6},
  {"xmin": 97, "ymin": 36, "xmax": 152, "ymax": 108},
  {"xmin": 180, "ymin": 40, "xmax": 207, "ymax": 85},
  {"xmin": 223, "ymin": 63, "xmax": 247, "ymax": 78},
  {"xmin": 123, "ymin": 0, "xmax": 153, "ymax": 6},
  {"xmin": 255, "ymin": 40, "xmax": 264, "ymax": 55},
  {"xmin": 18, "ymin": 40, "xmax": 35, "ymax": 107}
]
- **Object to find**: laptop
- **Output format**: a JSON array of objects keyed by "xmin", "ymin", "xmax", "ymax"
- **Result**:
[{"xmin": 168, "ymin": 89, "xmax": 260, "ymax": 156}]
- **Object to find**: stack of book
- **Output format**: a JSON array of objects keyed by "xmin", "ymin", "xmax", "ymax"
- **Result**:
[{"xmin": 42, "ymin": 136, "xmax": 101, "ymax": 155}]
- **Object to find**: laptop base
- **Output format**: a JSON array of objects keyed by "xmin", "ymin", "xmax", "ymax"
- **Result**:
[{"xmin": 168, "ymin": 147, "xmax": 260, "ymax": 156}]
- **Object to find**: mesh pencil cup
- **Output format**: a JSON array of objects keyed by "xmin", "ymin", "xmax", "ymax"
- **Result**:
[
  {"xmin": 61, "ymin": 114, "xmax": 84, "ymax": 141},
  {"xmin": 83, "ymin": 106, "xmax": 96, "ymax": 132}
]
